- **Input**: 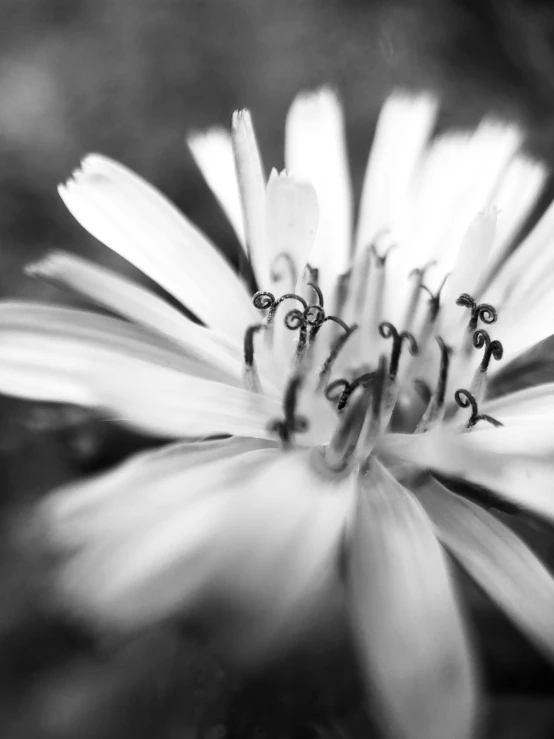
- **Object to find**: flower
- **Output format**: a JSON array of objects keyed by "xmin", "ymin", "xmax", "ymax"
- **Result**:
[{"xmin": 2, "ymin": 88, "xmax": 554, "ymax": 739}]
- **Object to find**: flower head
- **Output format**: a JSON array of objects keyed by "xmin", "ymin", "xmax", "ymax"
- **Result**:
[{"xmin": 4, "ymin": 89, "xmax": 554, "ymax": 739}]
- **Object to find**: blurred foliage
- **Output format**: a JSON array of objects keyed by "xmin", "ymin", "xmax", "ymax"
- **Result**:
[{"xmin": 2, "ymin": 0, "xmax": 554, "ymax": 737}]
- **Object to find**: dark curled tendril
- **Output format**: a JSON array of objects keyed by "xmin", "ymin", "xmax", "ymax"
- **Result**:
[
  {"xmin": 284, "ymin": 308, "xmax": 306, "ymax": 331},
  {"xmin": 456, "ymin": 293, "xmax": 498, "ymax": 330},
  {"xmin": 325, "ymin": 371, "xmax": 375, "ymax": 413},
  {"xmin": 454, "ymin": 388, "xmax": 503, "ymax": 429},
  {"xmin": 317, "ymin": 323, "xmax": 358, "ymax": 392},
  {"xmin": 472, "ymin": 329, "xmax": 504, "ymax": 371},
  {"xmin": 420, "ymin": 273, "xmax": 450, "ymax": 322},
  {"xmin": 307, "ymin": 282, "xmax": 324, "ymax": 308},
  {"xmin": 252, "ymin": 291, "xmax": 275, "ymax": 310},
  {"xmin": 305, "ymin": 304, "xmax": 326, "ymax": 327},
  {"xmin": 378, "ymin": 321, "xmax": 418, "ymax": 378},
  {"xmin": 267, "ymin": 374, "xmax": 308, "ymax": 446}
]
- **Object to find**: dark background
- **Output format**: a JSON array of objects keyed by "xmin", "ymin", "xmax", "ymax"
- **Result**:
[{"xmin": 2, "ymin": 0, "xmax": 554, "ymax": 736}]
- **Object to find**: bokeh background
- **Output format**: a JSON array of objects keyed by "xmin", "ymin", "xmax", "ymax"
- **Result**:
[{"xmin": 2, "ymin": 0, "xmax": 554, "ymax": 737}]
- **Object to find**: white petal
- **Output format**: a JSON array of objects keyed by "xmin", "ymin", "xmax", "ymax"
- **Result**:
[
  {"xmin": 231, "ymin": 110, "xmax": 270, "ymax": 289},
  {"xmin": 347, "ymin": 459, "xmax": 476, "ymax": 739},
  {"xmin": 187, "ymin": 127, "xmax": 246, "ymax": 247},
  {"xmin": 355, "ymin": 91, "xmax": 438, "ymax": 254},
  {"xmin": 416, "ymin": 477, "xmax": 554, "ymax": 661},
  {"xmin": 441, "ymin": 207, "xmax": 498, "ymax": 331},
  {"xmin": 27, "ymin": 251, "xmax": 243, "ymax": 379},
  {"xmin": 45, "ymin": 447, "xmax": 354, "ymax": 661},
  {"xmin": 0, "ymin": 302, "xmax": 278, "ymax": 438},
  {"xmin": 285, "ymin": 88, "xmax": 352, "ymax": 297},
  {"xmin": 482, "ymin": 384, "xmax": 554, "ymax": 420},
  {"xmin": 382, "ymin": 431, "xmax": 554, "ymax": 524},
  {"xmin": 59, "ymin": 154, "xmax": 255, "ymax": 339},
  {"xmin": 266, "ymin": 169, "xmax": 319, "ymax": 289}
]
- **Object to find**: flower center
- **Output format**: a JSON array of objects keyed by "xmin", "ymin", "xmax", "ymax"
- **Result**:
[{"xmin": 245, "ymin": 258, "xmax": 505, "ymax": 471}]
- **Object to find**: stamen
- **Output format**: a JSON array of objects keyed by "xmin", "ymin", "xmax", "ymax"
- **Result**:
[
  {"xmin": 456, "ymin": 293, "xmax": 498, "ymax": 333},
  {"xmin": 271, "ymin": 252, "xmax": 297, "ymax": 287},
  {"xmin": 472, "ymin": 329, "xmax": 504, "ymax": 371},
  {"xmin": 243, "ymin": 323, "xmax": 267, "ymax": 393},
  {"xmin": 316, "ymin": 323, "xmax": 359, "ymax": 392},
  {"xmin": 420, "ymin": 273, "xmax": 450, "ymax": 322},
  {"xmin": 267, "ymin": 373, "xmax": 309, "ymax": 448},
  {"xmin": 378, "ymin": 322, "xmax": 418, "ymax": 378},
  {"xmin": 252, "ymin": 292, "xmax": 308, "ymax": 325},
  {"xmin": 415, "ymin": 337, "xmax": 453, "ymax": 433},
  {"xmin": 325, "ymin": 370, "xmax": 376, "ymax": 413},
  {"xmin": 401, "ymin": 261, "xmax": 436, "ymax": 332},
  {"xmin": 360, "ymin": 354, "xmax": 388, "ymax": 458},
  {"xmin": 454, "ymin": 388, "xmax": 503, "ymax": 429},
  {"xmin": 325, "ymin": 384, "xmax": 372, "ymax": 471}
]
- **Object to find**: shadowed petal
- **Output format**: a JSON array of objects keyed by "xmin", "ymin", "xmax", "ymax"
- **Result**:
[
  {"xmin": 347, "ymin": 458, "xmax": 477, "ymax": 739},
  {"xmin": 416, "ymin": 477, "xmax": 554, "ymax": 662},
  {"xmin": 59, "ymin": 154, "xmax": 255, "ymax": 339}
]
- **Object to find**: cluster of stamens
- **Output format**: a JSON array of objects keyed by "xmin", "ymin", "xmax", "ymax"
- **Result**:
[{"xmin": 244, "ymin": 263, "xmax": 505, "ymax": 462}]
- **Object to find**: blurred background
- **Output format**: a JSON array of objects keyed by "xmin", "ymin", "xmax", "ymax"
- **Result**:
[{"xmin": 2, "ymin": 0, "xmax": 554, "ymax": 736}]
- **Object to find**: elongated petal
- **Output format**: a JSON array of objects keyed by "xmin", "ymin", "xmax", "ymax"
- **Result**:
[
  {"xmin": 285, "ymin": 88, "xmax": 352, "ymax": 297},
  {"xmin": 355, "ymin": 92, "xmax": 438, "ymax": 255},
  {"xmin": 416, "ymin": 477, "xmax": 554, "ymax": 661},
  {"xmin": 44, "ymin": 447, "xmax": 354, "ymax": 661},
  {"xmin": 27, "ymin": 251, "xmax": 243, "ymax": 379},
  {"xmin": 0, "ymin": 302, "xmax": 278, "ymax": 438},
  {"xmin": 266, "ymin": 169, "xmax": 319, "ymax": 289},
  {"xmin": 59, "ymin": 154, "xmax": 255, "ymax": 339},
  {"xmin": 381, "ymin": 431, "xmax": 554, "ymax": 524},
  {"xmin": 347, "ymin": 459, "xmax": 477, "ymax": 739},
  {"xmin": 232, "ymin": 110, "xmax": 269, "ymax": 289},
  {"xmin": 482, "ymin": 383, "xmax": 554, "ymax": 419},
  {"xmin": 187, "ymin": 127, "xmax": 246, "ymax": 247}
]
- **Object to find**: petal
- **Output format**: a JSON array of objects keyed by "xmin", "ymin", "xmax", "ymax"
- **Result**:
[
  {"xmin": 231, "ymin": 110, "xmax": 270, "ymax": 289},
  {"xmin": 44, "ymin": 446, "xmax": 354, "ymax": 661},
  {"xmin": 355, "ymin": 91, "xmax": 438, "ymax": 255},
  {"xmin": 0, "ymin": 302, "xmax": 279, "ymax": 438},
  {"xmin": 266, "ymin": 169, "xmax": 319, "ymax": 289},
  {"xmin": 27, "ymin": 251, "xmax": 243, "ymax": 379},
  {"xmin": 482, "ymin": 383, "xmax": 554, "ymax": 420},
  {"xmin": 347, "ymin": 459, "xmax": 477, "ymax": 739},
  {"xmin": 285, "ymin": 88, "xmax": 352, "ymax": 297},
  {"xmin": 59, "ymin": 154, "xmax": 255, "ymax": 339},
  {"xmin": 416, "ymin": 477, "xmax": 554, "ymax": 662},
  {"xmin": 187, "ymin": 127, "xmax": 246, "ymax": 248},
  {"xmin": 382, "ymin": 431, "xmax": 554, "ymax": 524}
]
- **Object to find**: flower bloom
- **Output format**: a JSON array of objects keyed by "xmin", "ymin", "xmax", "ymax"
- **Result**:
[{"xmin": 2, "ymin": 89, "xmax": 554, "ymax": 739}]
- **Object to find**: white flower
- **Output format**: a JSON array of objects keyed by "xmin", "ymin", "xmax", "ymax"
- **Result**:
[{"xmin": 2, "ymin": 88, "xmax": 554, "ymax": 739}]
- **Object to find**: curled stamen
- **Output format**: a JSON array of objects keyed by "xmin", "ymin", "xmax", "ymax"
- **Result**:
[
  {"xmin": 252, "ymin": 291, "xmax": 275, "ymax": 310},
  {"xmin": 307, "ymin": 282, "xmax": 324, "ymax": 308},
  {"xmin": 378, "ymin": 321, "xmax": 418, "ymax": 378},
  {"xmin": 420, "ymin": 273, "xmax": 450, "ymax": 322},
  {"xmin": 415, "ymin": 337, "xmax": 452, "ymax": 433},
  {"xmin": 271, "ymin": 252, "xmax": 297, "ymax": 286},
  {"xmin": 456, "ymin": 293, "xmax": 497, "ymax": 332},
  {"xmin": 454, "ymin": 388, "xmax": 503, "ymax": 429},
  {"xmin": 243, "ymin": 323, "xmax": 267, "ymax": 393},
  {"xmin": 325, "ymin": 370, "xmax": 375, "ymax": 412},
  {"xmin": 369, "ymin": 241, "xmax": 396, "ymax": 266},
  {"xmin": 267, "ymin": 374, "xmax": 309, "ymax": 448},
  {"xmin": 473, "ymin": 329, "xmax": 504, "ymax": 371},
  {"xmin": 317, "ymin": 324, "xmax": 358, "ymax": 392},
  {"xmin": 305, "ymin": 304, "xmax": 327, "ymax": 327}
]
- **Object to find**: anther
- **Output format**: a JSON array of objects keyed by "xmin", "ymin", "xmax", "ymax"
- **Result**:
[
  {"xmin": 415, "ymin": 337, "xmax": 453, "ymax": 433},
  {"xmin": 454, "ymin": 388, "xmax": 503, "ymax": 429},
  {"xmin": 267, "ymin": 374, "xmax": 309, "ymax": 448},
  {"xmin": 378, "ymin": 321, "xmax": 418, "ymax": 378},
  {"xmin": 317, "ymin": 323, "xmax": 359, "ymax": 392},
  {"xmin": 243, "ymin": 323, "xmax": 267, "ymax": 393},
  {"xmin": 473, "ymin": 329, "xmax": 504, "ymax": 372},
  {"xmin": 325, "ymin": 370, "xmax": 375, "ymax": 412},
  {"xmin": 456, "ymin": 293, "xmax": 497, "ymax": 332},
  {"xmin": 420, "ymin": 273, "xmax": 450, "ymax": 322}
]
